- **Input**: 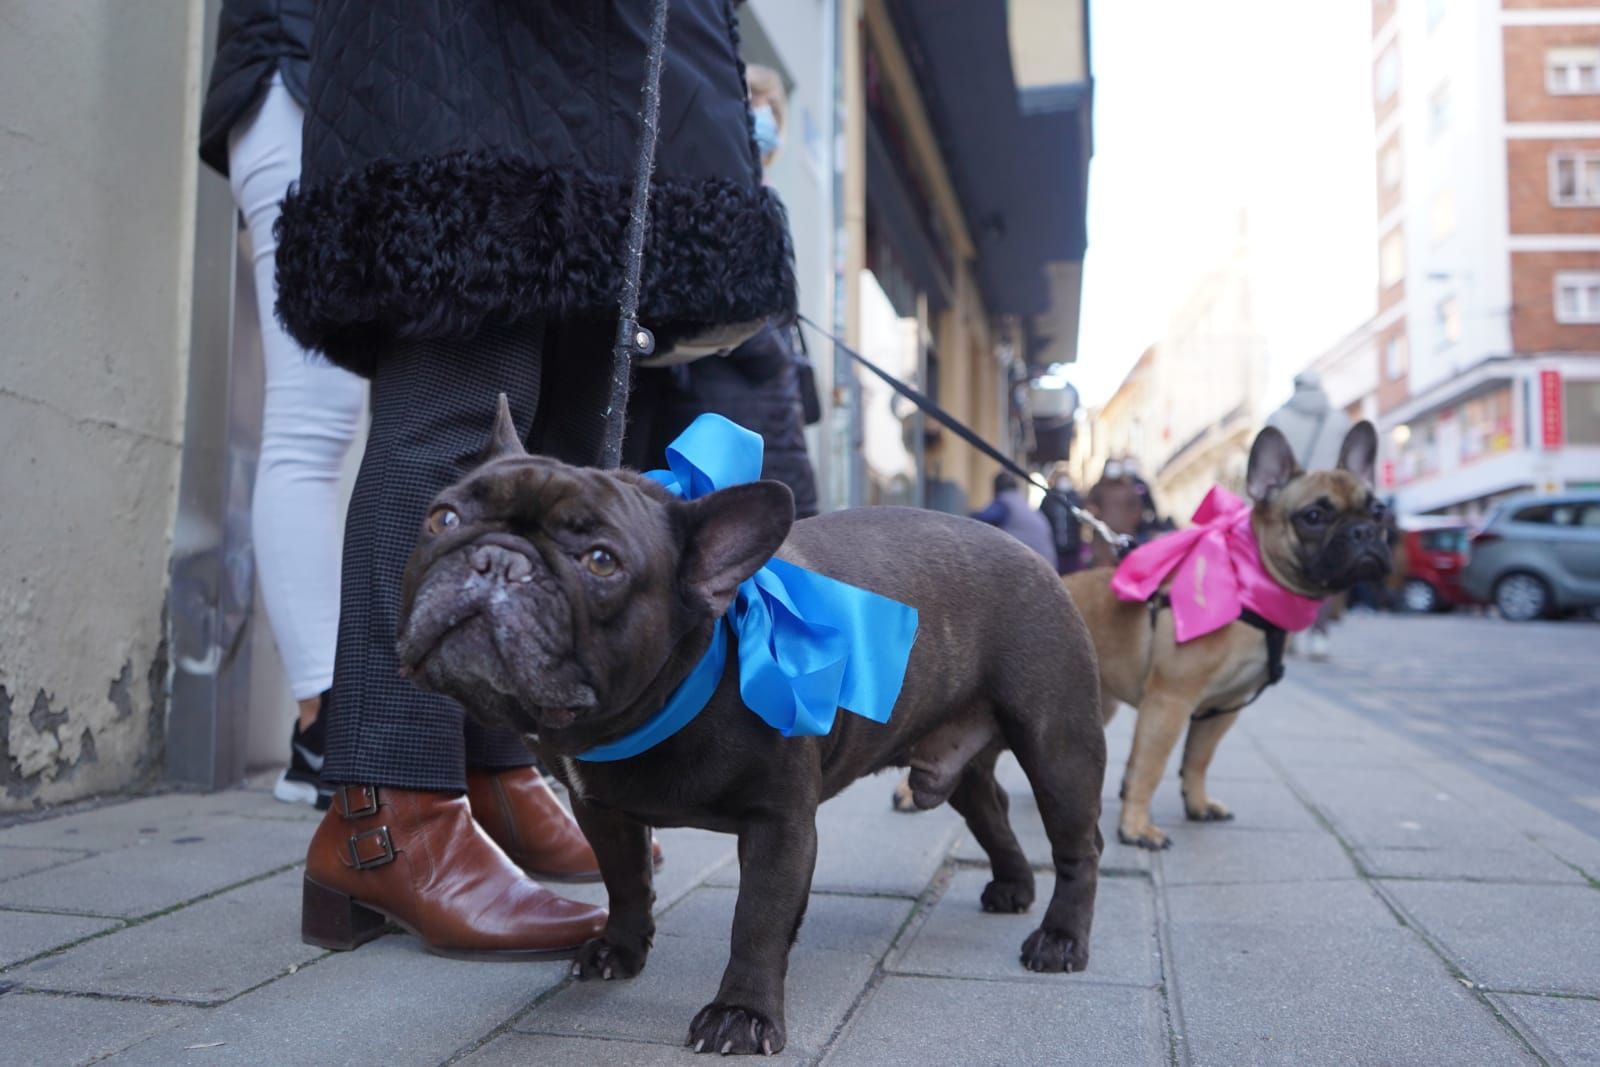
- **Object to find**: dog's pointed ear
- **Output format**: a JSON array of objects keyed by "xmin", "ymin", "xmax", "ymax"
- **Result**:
[
  {"xmin": 1337, "ymin": 421, "xmax": 1378, "ymax": 488},
  {"xmin": 1246, "ymin": 426, "xmax": 1299, "ymax": 504},
  {"xmin": 679, "ymin": 481, "xmax": 795, "ymax": 617},
  {"xmin": 487, "ymin": 393, "xmax": 528, "ymax": 459}
]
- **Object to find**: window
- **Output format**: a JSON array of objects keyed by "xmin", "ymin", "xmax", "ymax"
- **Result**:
[
  {"xmin": 1420, "ymin": 528, "xmax": 1467, "ymax": 552},
  {"xmin": 1436, "ymin": 295, "xmax": 1462, "ymax": 347},
  {"xmin": 1567, "ymin": 380, "xmax": 1600, "ymax": 444},
  {"xmin": 1430, "ymin": 188, "xmax": 1456, "ymax": 240},
  {"xmin": 1428, "ymin": 83, "xmax": 1451, "ymax": 138},
  {"xmin": 1380, "ymin": 142, "xmax": 1402, "ymax": 189},
  {"xmin": 1376, "ymin": 46, "xmax": 1399, "ymax": 104},
  {"xmin": 1512, "ymin": 504, "xmax": 1561, "ymax": 524},
  {"xmin": 1551, "ymin": 152, "xmax": 1600, "ymax": 207},
  {"xmin": 1547, "ymin": 46, "xmax": 1600, "ymax": 95},
  {"xmin": 1555, "ymin": 272, "xmax": 1600, "ymax": 323},
  {"xmin": 1384, "ymin": 334, "xmax": 1409, "ymax": 380},
  {"xmin": 1380, "ymin": 230, "xmax": 1406, "ymax": 288}
]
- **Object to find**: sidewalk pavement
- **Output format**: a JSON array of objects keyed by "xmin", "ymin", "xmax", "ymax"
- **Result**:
[{"xmin": 3, "ymin": 676, "xmax": 1599, "ymax": 1066}]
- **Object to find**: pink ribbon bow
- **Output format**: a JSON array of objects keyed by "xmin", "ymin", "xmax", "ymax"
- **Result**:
[{"xmin": 1110, "ymin": 486, "xmax": 1323, "ymax": 643}]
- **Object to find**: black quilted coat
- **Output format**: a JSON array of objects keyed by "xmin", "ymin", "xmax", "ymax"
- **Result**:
[
  {"xmin": 273, "ymin": 0, "xmax": 795, "ymax": 378},
  {"xmin": 197, "ymin": 0, "xmax": 313, "ymax": 177}
]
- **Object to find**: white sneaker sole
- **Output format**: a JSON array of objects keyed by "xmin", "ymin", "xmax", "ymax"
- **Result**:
[{"xmin": 274, "ymin": 772, "xmax": 321, "ymax": 807}]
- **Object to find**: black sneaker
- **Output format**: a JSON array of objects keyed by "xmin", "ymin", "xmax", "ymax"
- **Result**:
[{"xmin": 273, "ymin": 693, "xmax": 333, "ymax": 810}]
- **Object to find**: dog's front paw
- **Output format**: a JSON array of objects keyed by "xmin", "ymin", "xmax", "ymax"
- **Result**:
[
  {"xmin": 1117, "ymin": 821, "xmax": 1171, "ymax": 850},
  {"xmin": 1020, "ymin": 926, "xmax": 1089, "ymax": 973},
  {"xmin": 570, "ymin": 935, "xmax": 648, "ymax": 982},
  {"xmin": 687, "ymin": 1002, "xmax": 785, "ymax": 1056},
  {"xmin": 980, "ymin": 877, "xmax": 1035, "ymax": 914},
  {"xmin": 1184, "ymin": 796, "xmax": 1234, "ymax": 822}
]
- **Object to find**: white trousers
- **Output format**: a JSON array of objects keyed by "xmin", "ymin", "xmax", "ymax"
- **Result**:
[{"xmin": 229, "ymin": 75, "xmax": 366, "ymax": 701}]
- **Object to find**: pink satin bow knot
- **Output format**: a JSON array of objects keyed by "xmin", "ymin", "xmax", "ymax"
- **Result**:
[{"xmin": 1110, "ymin": 486, "xmax": 1323, "ymax": 643}]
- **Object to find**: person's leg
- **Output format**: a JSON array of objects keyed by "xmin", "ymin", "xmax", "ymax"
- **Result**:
[{"xmin": 230, "ymin": 75, "xmax": 366, "ymax": 805}]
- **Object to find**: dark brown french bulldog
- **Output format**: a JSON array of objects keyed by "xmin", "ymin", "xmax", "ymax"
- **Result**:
[
  {"xmin": 1064, "ymin": 422, "xmax": 1390, "ymax": 849},
  {"xmin": 395, "ymin": 399, "xmax": 1107, "ymax": 1055}
]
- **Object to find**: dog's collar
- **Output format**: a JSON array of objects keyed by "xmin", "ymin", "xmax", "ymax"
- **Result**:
[
  {"xmin": 575, "ymin": 415, "xmax": 919, "ymax": 763},
  {"xmin": 576, "ymin": 619, "xmax": 729, "ymax": 763}
]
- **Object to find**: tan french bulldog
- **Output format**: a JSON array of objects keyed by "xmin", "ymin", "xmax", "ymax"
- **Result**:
[{"xmin": 1065, "ymin": 421, "xmax": 1389, "ymax": 849}]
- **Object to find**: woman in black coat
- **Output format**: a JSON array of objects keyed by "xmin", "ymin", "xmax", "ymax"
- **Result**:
[{"xmin": 274, "ymin": 1, "xmax": 795, "ymax": 961}]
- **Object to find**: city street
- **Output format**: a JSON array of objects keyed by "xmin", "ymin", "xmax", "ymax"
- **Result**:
[
  {"xmin": 3, "ymin": 613, "xmax": 1600, "ymax": 1065},
  {"xmin": 1297, "ymin": 612, "xmax": 1600, "ymax": 840}
]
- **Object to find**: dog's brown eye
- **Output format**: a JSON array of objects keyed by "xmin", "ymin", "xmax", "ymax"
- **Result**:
[
  {"xmin": 1300, "ymin": 507, "xmax": 1324, "ymax": 525},
  {"xmin": 584, "ymin": 547, "xmax": 619, "ymax": 577},
  {"xmin": 425, "ymin": 507, "xmax": 460, "ymax": 535}
]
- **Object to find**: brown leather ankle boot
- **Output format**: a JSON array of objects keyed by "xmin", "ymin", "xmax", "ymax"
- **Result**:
[
  {"xmin": 467, "ymin": 767, "xmax": 664, "ymax": 882},
  {"xmin": 301, "ymin": 785, "xmax": 606, "ymax": 960}
]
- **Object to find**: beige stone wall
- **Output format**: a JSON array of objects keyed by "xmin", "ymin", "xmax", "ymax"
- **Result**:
[{"xmin": 0, "ymin": 3, "xmax": 205, "ymax": 809}]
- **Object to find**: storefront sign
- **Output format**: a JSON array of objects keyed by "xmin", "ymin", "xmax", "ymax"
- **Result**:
[{"xmin": 1540, "ymin": 370, "xmax": 1564, "ymax": 450}]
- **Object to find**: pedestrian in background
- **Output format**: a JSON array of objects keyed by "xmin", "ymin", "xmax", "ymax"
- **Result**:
[
  {"xmin": 972, "ymin": 473, "xmax": 1059, "ymax": 570},
  {"xmin": 271, "ymin": 0, "xmax": 796, "ymax": 960},
  {"xmin": 1039, "ymin": 462, "xmax": 1086, "ymax": 574},
  {"xmin": 198, "ymin": 0, "xmax": 366, "ymax": 811},
  {"xmin": 1267, "ymin": 371, "xmax": 1353, "ymax": 659}
]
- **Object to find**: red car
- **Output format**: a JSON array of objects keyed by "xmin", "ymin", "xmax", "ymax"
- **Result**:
[{"xmin": 1397, "ymin": 521, "xmax": 1479, "ymax": 612}]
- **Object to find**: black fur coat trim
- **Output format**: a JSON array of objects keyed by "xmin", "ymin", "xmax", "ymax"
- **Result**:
[{"xmin": 273, "ymin": 152, "xmax": 796, "ymax": 377}]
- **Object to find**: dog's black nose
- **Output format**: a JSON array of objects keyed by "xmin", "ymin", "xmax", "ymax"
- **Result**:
[
  {"xmin": 1346, "ymin": 522, "xmax": 1377, "ymax": 545},
  {"xmin": 469, "ymin": 544, "xmax": 534, "ymax": 583}
]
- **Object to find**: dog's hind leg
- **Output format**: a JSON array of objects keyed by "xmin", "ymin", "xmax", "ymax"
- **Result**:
[
  {"xmin": 1179, "ymin": 710, "xmax": 1240, "ymax": 822},
  {"xmin": 947, "ymin": 749, "xmax": 1035, "ymax": 913},
  {"xmin": 994, "ymin": 658, "xmax": 1106, "ymax": 972}
]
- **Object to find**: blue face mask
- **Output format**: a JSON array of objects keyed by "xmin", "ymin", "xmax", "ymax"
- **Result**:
[{"xmin": 752, "ymin": 104, "xmax": 782, "ymax": 159}]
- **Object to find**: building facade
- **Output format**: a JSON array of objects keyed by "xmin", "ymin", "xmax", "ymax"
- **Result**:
[{"xmin": 1371, "ymin": 0, "xmax": 1600, "ymax": 517}]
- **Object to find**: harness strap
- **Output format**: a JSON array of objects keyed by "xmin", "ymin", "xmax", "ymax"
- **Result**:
[{"xmin": 1144, "ymin": 598, "xmax": 1287, "ymax": 721}]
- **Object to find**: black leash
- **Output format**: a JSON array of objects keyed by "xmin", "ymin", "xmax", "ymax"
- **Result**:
[
  {"xmin": 797, "ymin": 314, "xmax": 1132, "ymax": 558},
  {"xmin": 599, "ymin": 0, "xmax": 672, "ymax": 469}
]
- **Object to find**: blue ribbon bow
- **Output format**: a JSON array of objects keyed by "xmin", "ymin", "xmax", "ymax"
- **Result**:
[{"xmin": 576, "ymin": 415, "xmax": 919, "ymax": 762}]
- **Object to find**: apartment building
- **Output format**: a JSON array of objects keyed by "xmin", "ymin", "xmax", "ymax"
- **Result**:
[{"xmin": 1371, "ymin": 0, "xmax": 1600, "ymax": 516}]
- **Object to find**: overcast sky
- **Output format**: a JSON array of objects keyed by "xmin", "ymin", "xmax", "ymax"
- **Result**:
[{"xmin": 1073, "ymin": 1, "xmax": 1378, "ymax": 408}]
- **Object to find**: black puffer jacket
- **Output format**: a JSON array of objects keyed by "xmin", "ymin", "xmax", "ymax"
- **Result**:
[
  {"xmin": 274, "ymin": 0, "xmax": 795, "ymax": 378},
  {"xmin": 198, "ymin": 0, "xmax": 313, "ymax": 177}
]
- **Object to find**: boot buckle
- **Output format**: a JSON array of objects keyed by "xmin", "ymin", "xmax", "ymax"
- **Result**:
[
  {"xmin": 347, "ymin": 826, "xmax": 395, "ymax": 870},
  {"xmin": 335, "ymin": 784, "xmax": 380, "ymax": 819}
]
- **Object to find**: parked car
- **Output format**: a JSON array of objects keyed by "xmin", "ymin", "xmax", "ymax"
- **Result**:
[
  {"xmin": 1461, "ymin": 493, "xmax": 1600, "ymax": 621},
  {"xmin": 1396, "ymin": 519, "xmax": 1478, "ymax": 613}
]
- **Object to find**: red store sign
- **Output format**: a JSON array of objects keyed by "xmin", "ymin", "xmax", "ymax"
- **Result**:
[{"xmin": 1540, "ymin": 370, "xmax": 1564, "ymax": 450}]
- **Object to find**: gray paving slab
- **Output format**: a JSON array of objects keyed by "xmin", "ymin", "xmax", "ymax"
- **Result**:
[
  {"xmin": 0, "ymin": 908, "xmax": 120, "ymax": 968},
  {"xmin": 12, "ymin": 868, "xmax": 322, "ymax": 1003},
  {"xmin": 0, "ymin": 817, "xmax": 309, "ymax": 918},
  {"xmin": 821, "ymin": 975, "xmax": 1166, "ymax": 1067},
  {"xmin": 1357, "ymin": 844, "xmax": 1588, "ymax": 884},
  {"xmin": 0, "ymin": 989, "xmax": 200, "ymax": 1067},
  {"xmin": 888, "ymin": 869, "xmax": 1158, "ymax": 988},
  {"xmin": 1166, "ymin": 887, "xmax": 1532, "ymax": 1065},
  {"xmin": 192, "ymin": 788, "xmax": 323, "ymax": 823},
  {"xmin": 551, "ymin": 826, "xmax": 737, "ymax": 915},
  {"xmin": 1382, "ymin": 881, "xmax": 1600, "ymax": 995},
  {"xmin": 105, "ymin": 936, "xmax": 570, "ymax": 1066},
  {"xmin": 522, "ymin": 887, "xmax": 909, "ymax": 1055},
  {"xmin": 952, "ymin": 786, "xmax": 1155, "ymax": 876},
  {"xmin": 461, "ymin": 1032, "xmax": 809, "ymax": 1067},
  {"xmin": 1490, "ymin": 993, "xmax": 1600, "ymax": 1066},
  {"xmin": 708, "ymin": 777, "xmax": 962, "ymax": 898},
  {"xmin": 0, "ymin": 792, "xmax": 297, "ymax": 851},
  {"xmin": 1158, "ymin": 827, "xmax": 1358, "ymax": 885},
  {"xmin": 0, "ymin": 845, "xmax": 92, "ymax": 882}
]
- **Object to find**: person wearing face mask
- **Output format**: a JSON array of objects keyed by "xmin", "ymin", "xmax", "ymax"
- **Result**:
[
  {"xmin": 1038, "ymin": 463, "xmax": 1086, "ymax": 575},
  {"xmin": 622, "ymin": 61, "xmax": 820, "ymax": 515}
]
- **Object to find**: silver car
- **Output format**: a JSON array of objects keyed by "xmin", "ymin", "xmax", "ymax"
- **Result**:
[{"xmin": 1461, "ymin": 493, "xmax": 1600, "ymax": 620}]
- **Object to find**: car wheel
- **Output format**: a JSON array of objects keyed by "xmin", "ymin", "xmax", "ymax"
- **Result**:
[
  {"xmin": 1401, "ymin": 579, "xmax": 1438, "ymax": 614},
  {"xmin": 1494, "ymin": 572, "xmax": 1550, "ymax": 622}
]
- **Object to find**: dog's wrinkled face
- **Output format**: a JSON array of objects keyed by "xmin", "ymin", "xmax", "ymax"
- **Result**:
[
  {"xmin": 395, "ymin": 398, "xmax": 793, "ymax": 753},
  {"xmin": 1246, "ymin": 422, "xmax": 1392, "ymax": 597}
]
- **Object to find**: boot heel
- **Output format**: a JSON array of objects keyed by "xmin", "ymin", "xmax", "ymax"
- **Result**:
[{"xmin": 301, "ymin": 877, "xmax": 388, "ymax": 950}]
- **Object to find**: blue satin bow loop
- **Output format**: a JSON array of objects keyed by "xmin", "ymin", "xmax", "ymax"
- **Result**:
[{"xmin": 576, "ymin": 414, "xmax": 919, "ymax": 762}]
